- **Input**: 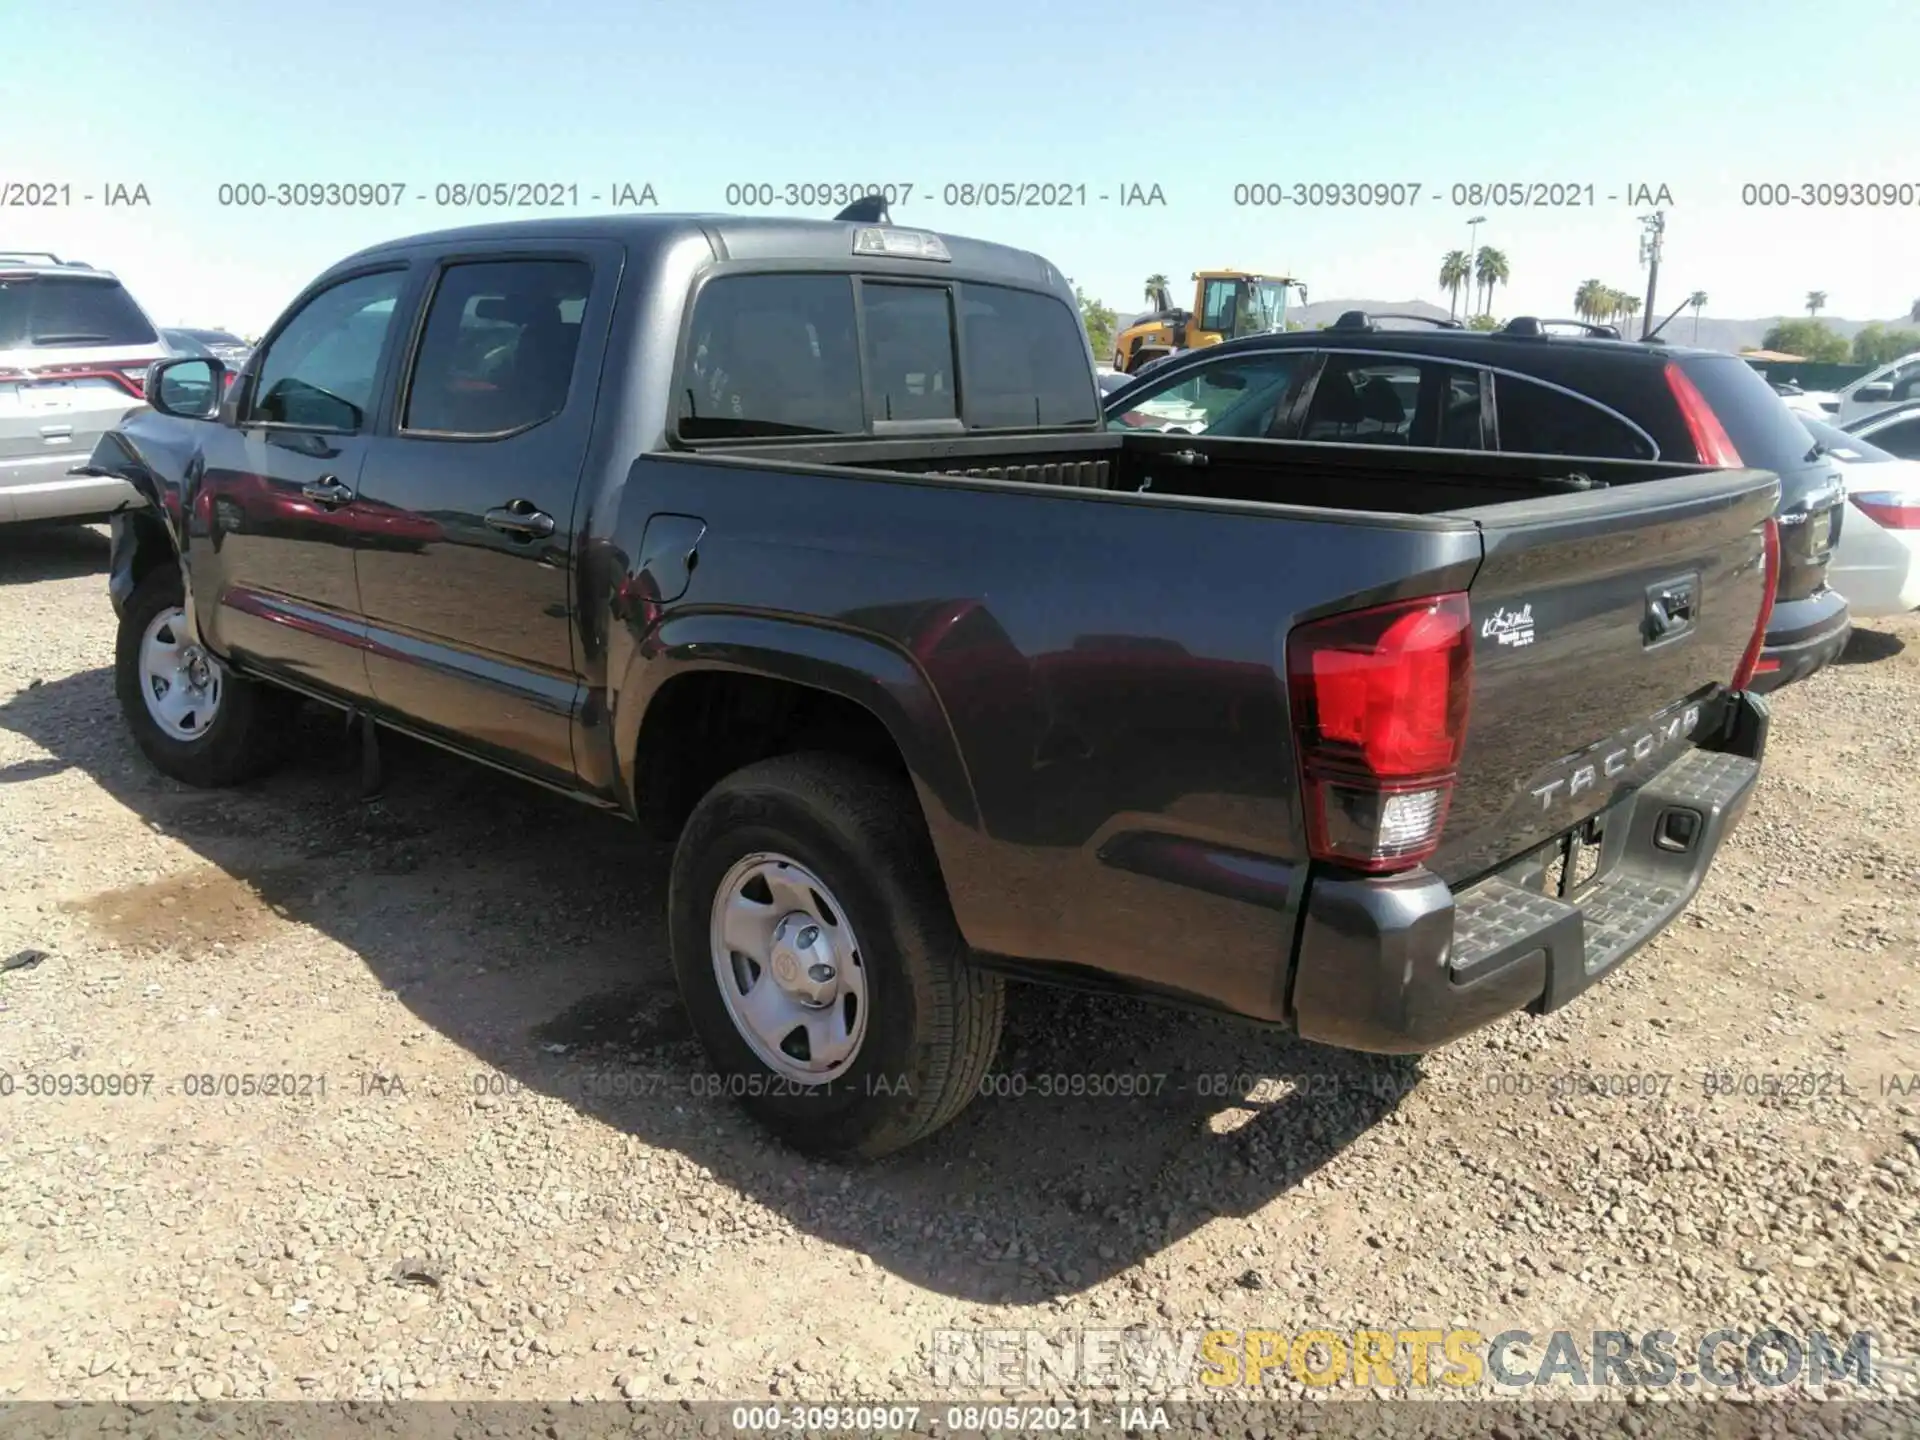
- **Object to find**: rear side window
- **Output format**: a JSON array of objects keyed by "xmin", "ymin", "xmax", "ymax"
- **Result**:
[
  {"xmin": 1678, "ymin": 355, "xmax": 1818, "ymax": 471},
  {"xmin": 0, "ymin": 275, "xmax": 157, "ymax": 348},
  {"xmin": 403, "ymin": 259, "xmax": 591, "ymax": 436},
  {"xmin": 1493, "ymin": 375, "xmax": 1654, "ymax": 459},
  {"xmin": 680, "ymin": 274, "xmax": 864, "ymax": 438},
  {"xmin": 960, "ymin": 284, "xmax": 1098, "ymax": 428}
]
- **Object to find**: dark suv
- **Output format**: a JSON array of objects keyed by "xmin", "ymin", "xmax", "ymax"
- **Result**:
[{"xmin": 1105, "ymin": 314, "xmax": 1850, "ymax": 691}]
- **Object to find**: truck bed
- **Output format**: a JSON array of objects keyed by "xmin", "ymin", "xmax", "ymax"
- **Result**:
[{"xmin": 710, "ymin": 428, "xmax": 1731, "ymax": 518}]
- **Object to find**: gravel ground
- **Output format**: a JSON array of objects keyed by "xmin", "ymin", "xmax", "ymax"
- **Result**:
[{"xmin": 1, "ymin": 523, "xmax": 1917, "ymax": 1422}]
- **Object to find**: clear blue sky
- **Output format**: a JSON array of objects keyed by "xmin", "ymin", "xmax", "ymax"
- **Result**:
[{"xmin": 10, "ymin": 0, "xmax": 1919, "ymax": 333}]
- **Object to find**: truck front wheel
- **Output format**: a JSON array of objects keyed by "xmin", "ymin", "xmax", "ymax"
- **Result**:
[
  {"xmin": 113, "ymin": 565, "xmax": 296, "ymax": 787},
  {"xmin": 669, "ymin": 752, "xmax": 1004, "ymax": 1158}
]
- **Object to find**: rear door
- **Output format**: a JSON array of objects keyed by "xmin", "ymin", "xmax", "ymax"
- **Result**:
[
  {"xmin": 1431, "ymin": 465, "xmax": 1779, "ymax": 885},
  {"xmin": 351, "ymin": 244, "xmax": 617, "ymax": 784}
]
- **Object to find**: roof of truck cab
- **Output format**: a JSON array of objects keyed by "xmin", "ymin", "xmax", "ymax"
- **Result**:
[{"xmin": 336, "ymin": 212, "xmax": 1067, "ymax": 287}]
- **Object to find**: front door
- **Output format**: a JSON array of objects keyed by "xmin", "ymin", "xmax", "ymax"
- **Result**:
[
  {"xmin": 195, "ymin": 266, "xmax": 411, "ymax": 701},
  {"xmin": 351, "ymin": 249, "xmax": 613, "ymax": 784}
]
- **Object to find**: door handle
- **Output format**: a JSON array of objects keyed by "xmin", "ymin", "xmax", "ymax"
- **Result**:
[
  {"xmin": 485, "ymin": 501, "xmax": 556, "ymax": 540},
  {"xmin": 302, "ymin": 476, "xmax": 355, "ymax": 505}
]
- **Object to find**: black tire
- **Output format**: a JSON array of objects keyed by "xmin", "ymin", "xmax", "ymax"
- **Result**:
[
  {"xmin": 114, "ymin": 564, "xmax": 297, "ymax": 787},
  {"xmin": 669, "ymin": 752, "xmax": 1004, "ymax": 1159}
]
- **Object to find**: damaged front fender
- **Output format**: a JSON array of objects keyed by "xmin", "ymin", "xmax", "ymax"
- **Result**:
[{"xmin": 85, "ymin": 412, "xmax": 203, "ymax": 627}]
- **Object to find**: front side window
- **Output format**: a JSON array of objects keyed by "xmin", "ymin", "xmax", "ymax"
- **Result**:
[
  {"xmin": 249, "ymin": 269, "xmax": 406, "ymax": 431},
  {"xmin": 1107, "ymin": 353, "xmax": 1306, "ymax": 437},
  {"xmin": 1889, "ymin": 361, "xmax": 1920, "ymax": 402},
  {"xmin": 402, "ymin": 259, "xmax": 591, "ymax": 436}
]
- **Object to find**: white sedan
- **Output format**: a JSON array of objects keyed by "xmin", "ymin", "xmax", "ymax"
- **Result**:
[{"xmin": 1804, "ymin": 416, "xmax": 1920, "ymax": 615}]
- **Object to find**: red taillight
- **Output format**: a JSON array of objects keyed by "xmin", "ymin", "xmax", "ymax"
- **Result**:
[
  {"xmin": 1665, "ymin": 362, "xmax": 1743, "ymax": 468},
  {"xmin": 1286, "ymin": 592, "xmax": 1473, "ymax": 874},
  {"xmin": 1731, "ymin": 517, "xmax": 1781, "ymax": 691},
  {"xmin": 1851, "ymin": 491, "xmax": 1920, "ymax": 530},
  {"xmin": 21, "ymin": 359, "xmax": 148, "ymax": 397}
]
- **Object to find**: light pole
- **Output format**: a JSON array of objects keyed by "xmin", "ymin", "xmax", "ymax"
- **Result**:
[
  {"xmin": 1638, "ymin": 211, "xmax": 1666, "ymax": 340},
  {"xmin": 1466, "ymin": 215, "xmax": 1487, "ymax": 316}
]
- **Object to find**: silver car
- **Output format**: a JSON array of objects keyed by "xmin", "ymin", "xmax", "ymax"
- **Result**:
[
  {"xmin": 160, "ymin": 326, "xmax": 252, "ymax": 368},
  {"xmin": 1, "ymin": 252, "xmax": 170, "ymax": 524}
]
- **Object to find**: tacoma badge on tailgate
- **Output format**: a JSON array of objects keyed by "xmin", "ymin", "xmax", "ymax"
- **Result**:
[{"xmin": 1528, "ymin": 702, "xmax": 1704, "ymax": 811}]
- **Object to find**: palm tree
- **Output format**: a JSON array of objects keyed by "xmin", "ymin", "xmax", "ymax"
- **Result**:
[
  {"xmin": 1574, "ymin": 279, "xmax": 1604, "ymax": 322},
  {"xmin": 1619, "ymin": 295, "xmax": 1642, "ymax": 337},
  {"xmin": 1144, "ymin": 273, "xmax": 1169, "ymax": 308},
  {"xmin": 1474, "ymin": 246, "xmax": 1509, "ymax": 318},
  {"xmin": 1688, "ymin": 290, "xmax": 1708, "ymax": 342},
  {"xmin": 1806, "ymin": 290, "xmax": 1827, "ymax": 318},
  {"xmin": 1439, "ymin": 251, "xmax": 1472, "ymax": 320}
]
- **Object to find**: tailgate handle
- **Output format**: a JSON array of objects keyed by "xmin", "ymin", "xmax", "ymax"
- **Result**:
[{"xmin": 1645, "ymin": 575, "xmax": 1698, "ymax": 643}]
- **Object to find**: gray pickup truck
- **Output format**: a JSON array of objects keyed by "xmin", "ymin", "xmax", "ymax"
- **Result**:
[{"xmin": 89, "ymin": 212, "xmax": 1777, "ymax": 1157}]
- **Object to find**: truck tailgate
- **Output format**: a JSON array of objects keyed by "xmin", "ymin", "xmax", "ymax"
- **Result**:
[{"xmin": 1429, "ymin": 466, "xmax": 1779, "ymax": 885}]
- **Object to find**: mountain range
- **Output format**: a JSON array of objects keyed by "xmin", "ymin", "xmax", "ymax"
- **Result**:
[{"xmin": 1111, "ymin": 299, "xmax": 1918, "ymax": 355}]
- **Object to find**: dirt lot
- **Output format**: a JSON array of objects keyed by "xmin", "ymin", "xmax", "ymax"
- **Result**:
[{"xmin": 1, "ymin": 524, "xmax": 1917, "ymax": 1412}]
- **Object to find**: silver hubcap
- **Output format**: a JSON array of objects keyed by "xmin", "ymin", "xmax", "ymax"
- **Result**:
[
  {"xmin": 709, "ymin": 853, "xmax": 868, "ymax": 1084},
  {"xmin": 139, "ymin": 606, "xmax": 224, "ymax": 742}
]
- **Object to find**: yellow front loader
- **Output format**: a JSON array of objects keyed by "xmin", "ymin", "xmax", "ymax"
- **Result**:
[{"xmin": 1112, "ymin": 271, "xmax": 1308, "ymax": 373}]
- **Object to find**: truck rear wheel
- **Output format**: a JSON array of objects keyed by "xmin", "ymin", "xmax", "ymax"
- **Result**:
[
  {"xmin": 668, "ymin": 752, "xmax": 1004, "ymax": 1158},
  {"xmin": 113, "ymin": 564, "xmax": 296, "ymax": 788}
]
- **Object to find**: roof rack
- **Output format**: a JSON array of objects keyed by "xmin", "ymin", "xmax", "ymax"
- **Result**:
[
  {"xmin": 0, "ymin": 251, "xmax": 92, "ymax": 269},
  {"xmin": 1499, "ymin": 316, "xmax": 1622, "ymax": 339},
  {"xmin": 1326, "ymin": 310, "xmax": 1464, "ymax": 332}
]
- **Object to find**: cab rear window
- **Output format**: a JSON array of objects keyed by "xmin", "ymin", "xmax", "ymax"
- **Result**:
[{"xmin": 677, "ymin": 272, "xmax": 1096, "ymax": 439}]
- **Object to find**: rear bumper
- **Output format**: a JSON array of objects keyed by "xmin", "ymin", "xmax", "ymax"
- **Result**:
[
  {"xmin": 1751, "ymin": 585, "xmax": 1850, "ymax": 693},
  {"xmin": 1, "ymin": 452, "xmax": 140, "ymax": 524},
  {"xmin": 1289, "ymin": 691, "xmax": 1768, "ymax": 1054}
]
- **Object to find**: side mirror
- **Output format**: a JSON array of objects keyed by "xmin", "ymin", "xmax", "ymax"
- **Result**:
[
  {"xmin": 1856, "ymin": 383, "xmax": 1895, "ymax": 403},
  {"xmin": 146, "ymin": 356, "xmax": 226, "ymax": 420}
]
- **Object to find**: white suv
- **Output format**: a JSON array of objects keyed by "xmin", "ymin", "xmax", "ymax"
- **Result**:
[{"xmin": 1, "ymin": 252, "xmax": 171, "ymax": 524}]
